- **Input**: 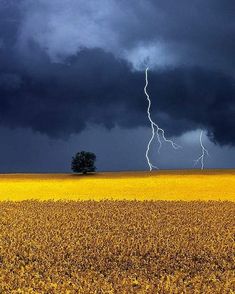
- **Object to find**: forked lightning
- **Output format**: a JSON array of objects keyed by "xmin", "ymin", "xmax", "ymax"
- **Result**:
[
  {"xmin": 144, "ymin": 67, "xmax": 181, "ymax": 171},
  {"xmin": 194, "ymin": 130, "xmax": 209, "ymax": 170}
]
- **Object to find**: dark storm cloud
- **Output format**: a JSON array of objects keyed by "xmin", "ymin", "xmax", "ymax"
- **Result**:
[
  {"xmin": 0, "ymin": 0, "xmax": 234, "ymax": 145},
  {"xmin": 0, "ymin": 45, "xmax": 235, "ymax": 144},
  {"xmin": 16, "ymin": 0, "xmax": 235, "ymax": 72},
  {"xmin": 0, "ymin": 0, "xmax": 22, "ymax": 46}
]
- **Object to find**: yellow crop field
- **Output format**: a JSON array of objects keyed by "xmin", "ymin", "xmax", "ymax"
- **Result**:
[
  {"xmin": 0, "ymin": 200, "xmax": 234, "ymax": 293},
  {"xmin": 0, "ymin": 171, "xmax": 234, "ymax": 292},
  {"xmin": 0, "ymin": 170, "xmax": 235, "ymax": 201}
]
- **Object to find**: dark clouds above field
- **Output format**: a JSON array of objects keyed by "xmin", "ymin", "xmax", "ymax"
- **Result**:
[
  {"xmin": 17, "ymin": 0, "xmax": 235, "ymax": 72},
  {"xmin": 0, "ymin": 0, "xmax": 234, "ymax": 171}
]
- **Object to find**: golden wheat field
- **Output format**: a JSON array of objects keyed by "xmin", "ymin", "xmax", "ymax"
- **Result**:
[
  {"xmin": 0, "ymin": 200, "xmax": 234, "ymax": 293},
  {"xmin": 0, "ymin": 171, "xmax": 235, "ymax": 293},
  {"xmin": 0, "ymin": 170, "xmax": 235, "ymax": 201}
]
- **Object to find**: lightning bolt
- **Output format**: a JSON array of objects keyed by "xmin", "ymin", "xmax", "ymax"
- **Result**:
[
  {"xmin": 194, "ymin": 130, "xmax": 209, "ymax": 170},
  {"xmin": 144, "ymin": 67, "xmax": 181, "ymax": 171}
]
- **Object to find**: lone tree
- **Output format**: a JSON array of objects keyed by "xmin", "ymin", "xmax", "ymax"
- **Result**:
[{"xmin": 71, "ymin": 151, "xmax": 96, "ymax": 174}]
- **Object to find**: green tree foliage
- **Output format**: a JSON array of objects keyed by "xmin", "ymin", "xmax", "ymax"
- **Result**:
[{"xmin": 71, "ymin": 151, "xmax": 96, "ymax": 174}]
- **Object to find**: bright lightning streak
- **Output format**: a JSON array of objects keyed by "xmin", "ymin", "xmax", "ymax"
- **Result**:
[
  {"xmin": 194, "ymin": 130, "xmax": 209, "ymax": 170},
  {"xmin": 144, "ymin": 67, "xmax": 181, "ymax": 171}
]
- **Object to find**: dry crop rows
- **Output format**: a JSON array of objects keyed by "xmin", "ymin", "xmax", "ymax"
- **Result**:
[{"xmin": 0, "ymin": 200, "xmax": 234, "ymax": 293}]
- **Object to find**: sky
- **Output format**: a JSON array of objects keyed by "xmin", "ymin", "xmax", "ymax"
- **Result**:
[{"xmin": 0, "ymin": 0, "xmax": 234, "ymax": 172}]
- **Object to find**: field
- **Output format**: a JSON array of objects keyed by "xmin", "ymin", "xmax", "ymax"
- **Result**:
[
  {"xmin": 0, "ymin": 171, "xmax": 234, "ymax": 293},
  {"xmin": 0, "ymin": 170, "xmax": 235, "ymax": 201},
  {"xmin": 0, "ymin": 201, "xmax": 234, "ymax": 293}
]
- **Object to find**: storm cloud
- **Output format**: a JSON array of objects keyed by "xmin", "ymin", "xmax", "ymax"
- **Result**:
[
  {"xmin": 17, "ymin": 0, "xmax": 235, "ymax": 72},
  {"xmin": 0, "ymin": 0, "xmax": 235, "ymax": 147}
]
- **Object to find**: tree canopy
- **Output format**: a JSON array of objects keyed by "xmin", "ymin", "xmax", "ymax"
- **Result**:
[{"xmin": 71, "ymin": 151, "xmax": 96, "ymax": 174}]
